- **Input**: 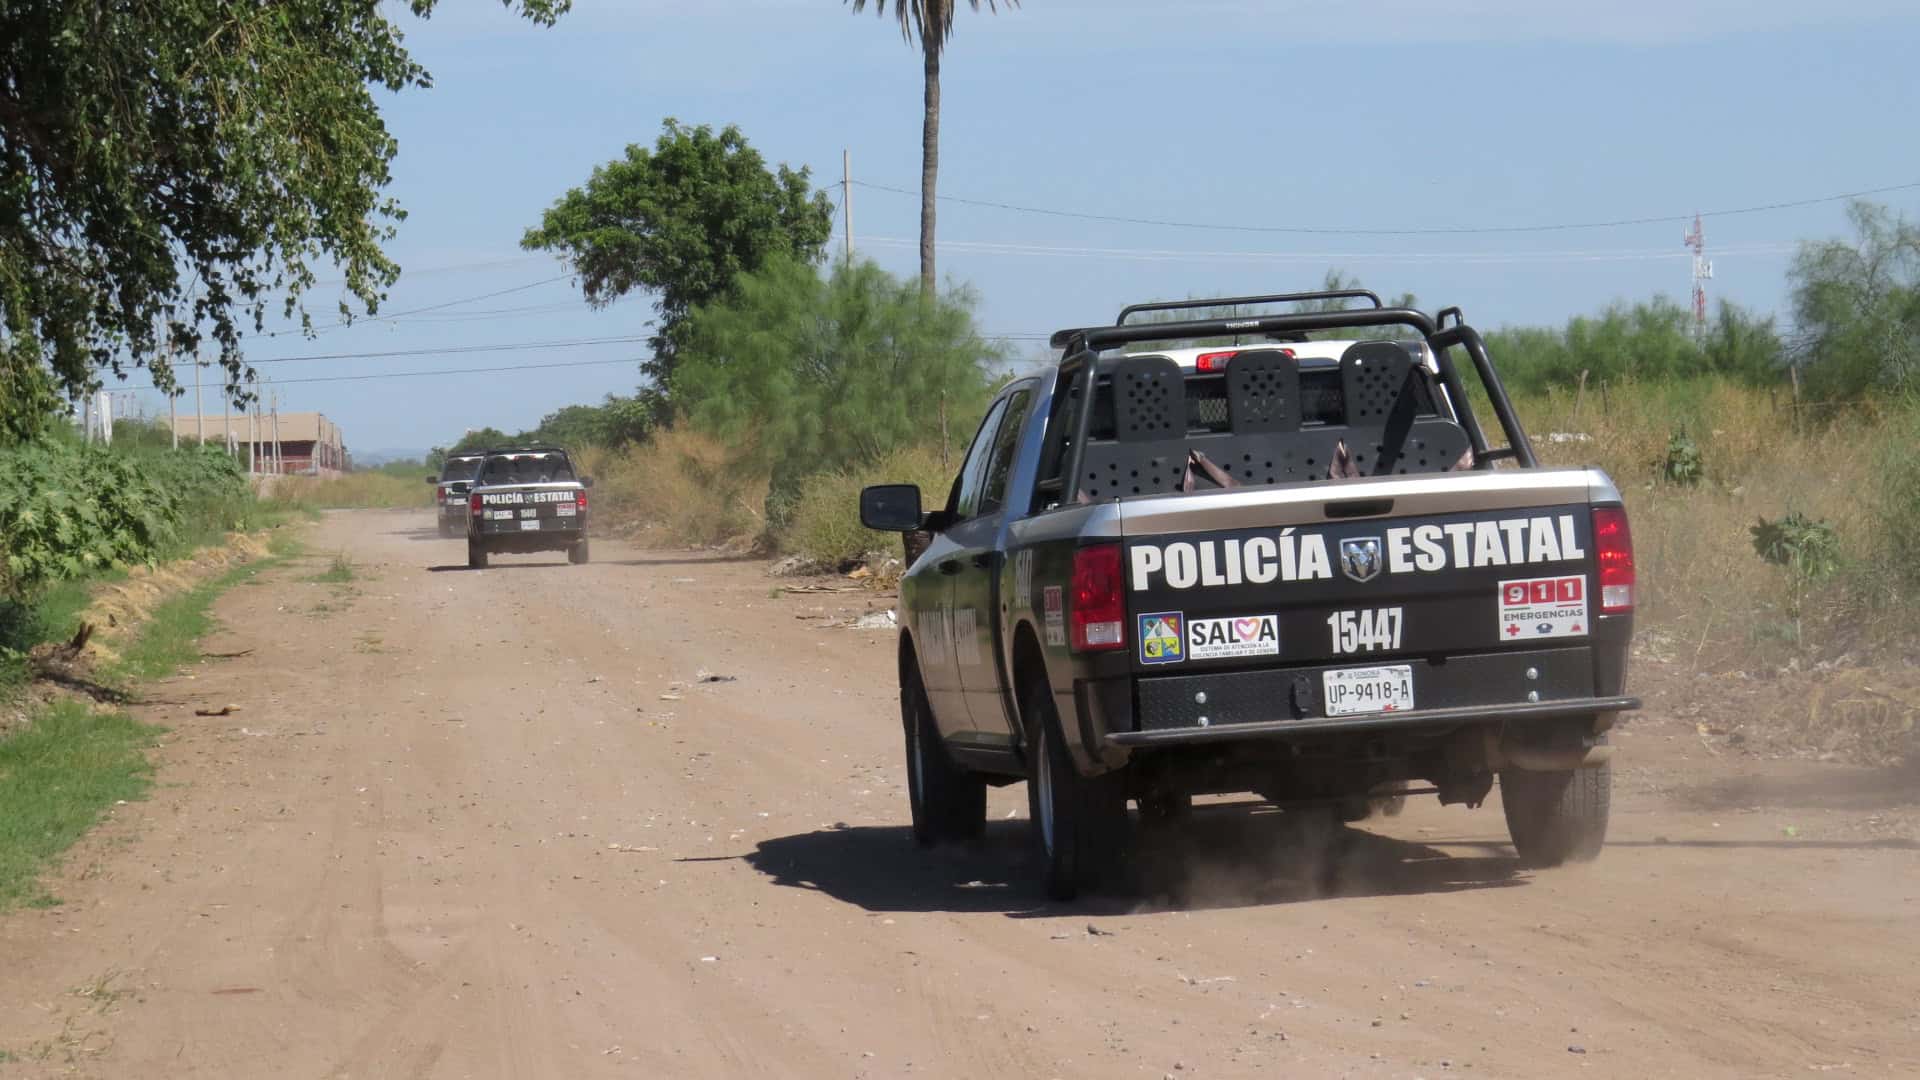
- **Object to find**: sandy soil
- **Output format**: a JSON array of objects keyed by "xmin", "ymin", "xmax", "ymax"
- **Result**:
[{"xmin": 1, "ymin": 509, "xmax": 1915, "ymax": 1079}]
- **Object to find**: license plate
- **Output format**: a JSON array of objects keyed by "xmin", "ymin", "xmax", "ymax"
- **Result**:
[
  {"xmin": 556, "ymin": 503, "xmax": 576, "ymax": 517},
  {"xmin": 519, "ymin": 519, "xmax": 541, "ymax": 531},
  {"xmin": 1323, "ymin": 664, "xmax": 1415, "ymax": 716}
]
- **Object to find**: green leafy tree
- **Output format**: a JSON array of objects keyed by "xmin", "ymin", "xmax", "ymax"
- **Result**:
[
  {"xmin": 0, "ymin": 0, "xmax": 568, "ymax": 444},
  {"xmin": 521, "ymin": 121, "xmax": 834, "ymax": 408},
  {"xmin": 1485, "ymin": 297, "xmax": 1782, "ymax": 395},
  {"xmin": 848, "ymin": 0, "xmax": 1016, "ymax": 296},
  {"xmin": 1789, "ymin": 200, "xmax": 1920, "ymax": 399},
  {"xmin": 673, "ymin": 257, "xmax": 999, "ymax": 523}
]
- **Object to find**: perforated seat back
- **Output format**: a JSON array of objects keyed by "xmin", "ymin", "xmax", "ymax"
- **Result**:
[
  {"xmin": 1078, "ymin": 355, "xmax": 1190, "ymax": 499},
  {"xmin": 1225, "ymin": 349, "xmax": 1301, "ymax": 433},
  {"xmin": 1339, "ymin": 342, "xmax": 1473, "ymax": 476}
]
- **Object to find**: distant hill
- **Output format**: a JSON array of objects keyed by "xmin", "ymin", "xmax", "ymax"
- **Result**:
[{"xmin": 352, "ymin": 447, "xmax": 428, "ymax": 468}]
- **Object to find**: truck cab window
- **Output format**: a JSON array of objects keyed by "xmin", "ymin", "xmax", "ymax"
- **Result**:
[
  {"xmin": 952, "ymin": 397, "xmax": 1010, "ymax": 520},
  {"xmin": 978, "ymin": 388, "xmax": 1033, "ymax": 517}
]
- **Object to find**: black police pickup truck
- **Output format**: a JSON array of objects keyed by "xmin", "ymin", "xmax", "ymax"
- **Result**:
[
  {"xmin": 861, "ymin": 290, "xmax": 1639, "ymax": 899},
  {"xmin": 463, "ymin": 447, "xmax": 593, "ymax": 570},
  {"xmin": 428, "ymin": 453, "xmax": 485, "ymax": 538}
]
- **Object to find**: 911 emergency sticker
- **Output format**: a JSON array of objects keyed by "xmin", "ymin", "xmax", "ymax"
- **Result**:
[
  {"xmin": 1499, "ymin": 575, "xmax": 1589, "ymax": 640},
  {"xmin": 1042, "ymin": 586, "xmax": 1065, "ymax": 648},
  {"xmin": 1187, "ymin": 615, "xmax": 1280, "ymax": 660},
  {"xmin": 1138, "ymin": 612, "xmax": 1184, "ymax": 665}
]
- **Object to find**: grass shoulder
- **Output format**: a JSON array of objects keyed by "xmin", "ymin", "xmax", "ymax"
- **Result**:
[{"xmin": 0, "ymin": 532, "xmax": 302, "ymax": 910}]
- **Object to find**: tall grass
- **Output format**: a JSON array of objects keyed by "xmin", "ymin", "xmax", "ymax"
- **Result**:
[
  {"xmin": 263, "ymin": 471, "xmax": 431, "ymax": 511},
  {"xmin": 784, "ymin": 444, "xmax": 954, "ymax": 567},
  {"xmin": 1516, "ymin": 381, "xmax": 1917, "ymax": 666},
  {"xmin": 574, "ymin": 428, "xmax": 768, "ymax": 548}
]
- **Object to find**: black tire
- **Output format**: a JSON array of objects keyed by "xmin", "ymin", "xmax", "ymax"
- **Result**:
[
  {"xmin": 901, "ymin": 668, "xmax": 985, "ymax": 847},
  {"xmin": 569, "ymin": 539, "xmax": 590, "ymax": 565},
  {"xmin": 1024, "ymin": 680, "xmax": 1128, "ymax": 902},
  {"xmin": 1500, "ymin": 764, "xmax": 1611, "ymax": 868},
  {"xmin": 467, "ymin": 537, "xmax": 489, "ymax": 570}
]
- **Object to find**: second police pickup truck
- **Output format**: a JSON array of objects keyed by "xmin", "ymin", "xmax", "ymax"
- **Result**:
[{"xmin": 861, "ymin": 290, "xmax": 1639, "ymax": 900}]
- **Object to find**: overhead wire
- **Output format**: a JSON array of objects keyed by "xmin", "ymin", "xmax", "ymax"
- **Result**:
[
  {"xmin": 121, "ymin": 356, "xmax": 642, "ymax": 393},
  {"xmin": 243, "ymin": 334, "xmax": 649, "ymax": 366},
  {"xmin": 848, "ymin": 177, "xmax": 1920, "ymax": 237}
]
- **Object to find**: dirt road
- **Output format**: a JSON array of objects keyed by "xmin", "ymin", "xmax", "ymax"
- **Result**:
[{"xmin": 2, "ymin": 510, "xmax": 1916, "ymax": 1078}]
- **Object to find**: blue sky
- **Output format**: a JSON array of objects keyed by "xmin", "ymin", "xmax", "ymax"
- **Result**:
[{"xmin": 123, "ymin": 0, "xmax": 1920, "ymax": 456}]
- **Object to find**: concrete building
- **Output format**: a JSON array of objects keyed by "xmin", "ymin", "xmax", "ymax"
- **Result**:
[{"xmin": 171, "ymin": 412, "xmax": 348, "ymax": 476}]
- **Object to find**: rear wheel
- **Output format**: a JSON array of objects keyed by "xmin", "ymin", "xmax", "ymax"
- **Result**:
[
  {"xmin": 467, "ymin": 537, "xmax": 488, "ymax": 570},
  {"xmin": 1500, "ymin": 764, "xmax": 1611, "ymax": 868},
  {"xmin": 1025, "ymin": 680, "xmax": 1127, "ymax": 901},
  {"xmin": 569, "ymin": 539, "xmax": 590, "ymax": 565},
  {"xmin": 901, "ymin": 668, "xmax": 985, "ymax": 847}
]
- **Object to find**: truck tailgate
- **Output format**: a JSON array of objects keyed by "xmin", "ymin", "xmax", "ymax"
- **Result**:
[
  {"xmin": 473, "ymin": 483, "xmax": 584, "ymax": 535},
  {"xmin": 1114, "ymin": 472, "xmax": 1623, "ymax": 723},
  {"xmin": 1127, "ymin": 503, "xmax": 1594, "ymax": 665}
]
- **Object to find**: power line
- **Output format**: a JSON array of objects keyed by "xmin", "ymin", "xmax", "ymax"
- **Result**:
[
  {"xmin": 263, "ymin": 273, "xmax": 574, "ymax": 338},
  {"xmin": 244, "ymin": 335, "xmax": 650, "ymax": 365},
  {"xmin": 850, "ymin": 177, "xmax": 1920, "ymax": 237},
  {"xmin": 120, "ymin": 356, "xmax": 642, "ymax": 393},
  {"xmin": 857, "ymin": 234, "xmax": 1801, "ymax": 265}
]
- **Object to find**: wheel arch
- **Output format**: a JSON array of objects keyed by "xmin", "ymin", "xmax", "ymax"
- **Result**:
[{"xmin": 1008, "ymin": 618, "xmax": 1049, "ymax": 750}]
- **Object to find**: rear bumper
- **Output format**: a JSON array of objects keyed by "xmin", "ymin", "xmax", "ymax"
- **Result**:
[
  {"xmin": 1105, "ymin": 694, "xmax": 1639, "ymax": 747},
  {"xmin": 1073, "ymin": 643, "xmax": 1635, "ymax": 763}
]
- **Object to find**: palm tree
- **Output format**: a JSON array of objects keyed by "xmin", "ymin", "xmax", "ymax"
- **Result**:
[{"xmin": 849, "ymin": 0, "xmax": 1014, "ymax": 296}]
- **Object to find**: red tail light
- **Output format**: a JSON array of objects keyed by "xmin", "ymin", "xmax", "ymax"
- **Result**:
[
  {"xmin": 1196, "ymin": 347, "xmax": 1293, "ymax": 372},
  {"xmin": 469, "ymin": 492, "xmax": 482, "ymax": 515},
  {"xmin": 1070, "ymin": 544, "xmax": 1127, "ymax": 652},
  {"xmin": 575, "ymin": 489, "xmax": 588, "ymax": 512},
  {"xmin": 1592, "ymin": 507, "xmax": 1635, "ymax": 613}
]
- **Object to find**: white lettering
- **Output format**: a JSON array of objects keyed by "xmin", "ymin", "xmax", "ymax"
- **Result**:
[
  {"xmin": 1199, "ymin": 543, "xmax": 1227, "ymax": 587},
  {"xmin": 1279, "ymin": 529, "xmax": 1298, "ymax": 581},
  {"xmin": 1165, "ymin": 543, "xmax": 1198, "ymax": 589},
  {"xmin": 1386, "ymin": 528, "xmax": 1414, "ymax": 574},
  {"xmin": 1526, "ymin": 516, "xmax": 1562, "ymax": 563},
  {"xmin": 1244, "ymin": 537, "xmax": 1278, "ymax": 583},
  {"xmin": 1558, "ymin": 514, "xmax": 1585, "ymax": 559},
  {"xmin": 1444, "ymin": 522, "xmax": 1475, "ymax": 567},
  {"xmin": 1473, "ymin": 521, "xmax": 1506, "ymax": 567},
  {"xmin": 1499, "ymin": 519, "xmax": 1528, "ymax": 563},
  {"xmin": 1130, "ymin": 545, "xmax": 1162, "ymax": 591},
  {"xmin": 1299, "ymin": 535, "xmax": 1332, "ymax": 580},
  {"xmin": 1221, "ymin": 539, "xmax": 1244, "ymax": 586},
  {"xmin": 1412, "ymin": 525, "xmax": 1446, "ymax": 572}
]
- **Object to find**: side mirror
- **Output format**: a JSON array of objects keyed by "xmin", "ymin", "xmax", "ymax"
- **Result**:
[
  {"xmin": 860, "ymin": 484, "xmax": 924, "ymax": 532},
  {"xmin": 581, "ymin": 476, "xmax": 595, "ymax": 488}
]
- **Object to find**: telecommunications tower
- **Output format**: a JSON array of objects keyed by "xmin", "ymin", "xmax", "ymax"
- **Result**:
[{"xmin": 1684, "ymin": 213, "xmax": 1713, "ymax": 337}]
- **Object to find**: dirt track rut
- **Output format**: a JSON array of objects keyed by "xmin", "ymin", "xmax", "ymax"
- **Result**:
[{"xmin": 1, "ymin": 510, "xmax": 1915, "ymax": 1078}]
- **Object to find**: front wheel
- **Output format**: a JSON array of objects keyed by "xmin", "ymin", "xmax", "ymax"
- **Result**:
[
  {"xmin": 902, "ymin": 669, "xmax": 985, "ymax": 847},
  {"xmin": 1025, "ymin": 680, "xmax": 1128, "ymax": 902},
  {"xmin": 1500, "ymin": 764, "xmax": 1611, "ymax": 868},
  {"xmin": 467, "ymin": 537, "xmax": 489, "ymax": 570}
]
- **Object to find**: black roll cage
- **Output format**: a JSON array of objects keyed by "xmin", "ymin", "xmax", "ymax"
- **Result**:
[{"xmin": 1048, "ymin": 292, "xmax": 1538, "ymax": 503}]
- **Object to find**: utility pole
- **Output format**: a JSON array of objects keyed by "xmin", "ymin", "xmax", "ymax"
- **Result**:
[
  {"xmin": 271, "ymin": 385, "xmax": 282, "ymax": 475},
  {"xmin": 170, "ymin": 390, "xmax": 178, "ymax": 450},
  {"xmin": 194, "ymin": 354, "xmax": 204, "ymax": 446},
  {"xmin": 842, "ymin": 149, "xmax": 853, "ymax": 262},
  {"xmin": 249, "ymin": 397, "xmax": 259, "ymax": 475},
  {"xmin": 223, "ymin": 374, "xmax": 233, "ymax": 457}
]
